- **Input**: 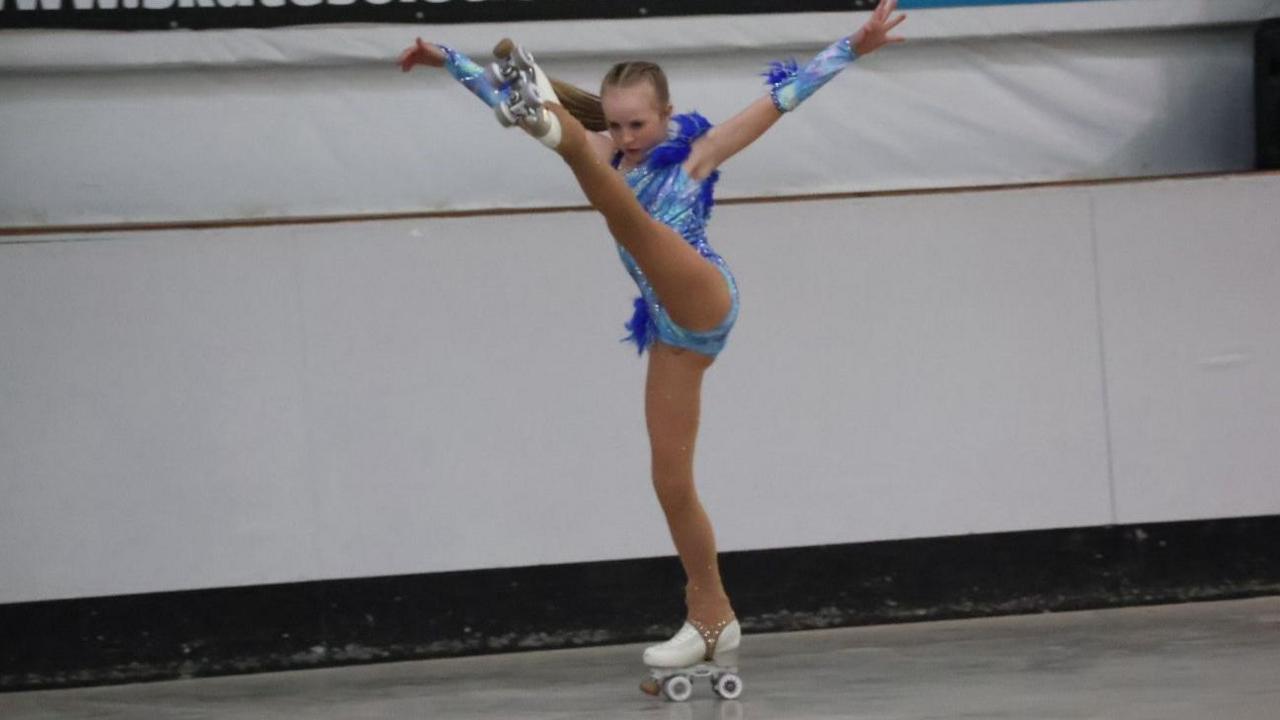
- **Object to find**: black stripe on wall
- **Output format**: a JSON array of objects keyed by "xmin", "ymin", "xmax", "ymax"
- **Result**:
[
  {"xmin": 2, "ymin": 0, "xmax": 881, "ymax": 32},
  {"xmin": 3, "ymin": 514, "xmax": 1278, "ymax": 692}
]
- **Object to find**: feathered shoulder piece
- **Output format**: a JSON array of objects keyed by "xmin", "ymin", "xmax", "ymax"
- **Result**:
[
  {"xmin": 647, "ymin": 112, "xmax": 714, "ymax": 169},
  {"xmin": 762, "ymin": 58, "xmax": 800, "ymax": 88}
]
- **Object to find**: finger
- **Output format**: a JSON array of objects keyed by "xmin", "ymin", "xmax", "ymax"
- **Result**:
[{"xmin": 888, "ymin": 13, "xmax": 907, "ymax": 30}]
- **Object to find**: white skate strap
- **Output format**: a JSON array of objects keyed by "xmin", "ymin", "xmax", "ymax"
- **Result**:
[{"xmin": 537, "ymin": 113, "xmax": 562, "ymax": 149}]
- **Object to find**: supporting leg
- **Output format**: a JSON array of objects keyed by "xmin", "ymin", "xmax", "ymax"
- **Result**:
[{"xmin": 644, "ymin": 342, "xmax": 736, "ymax": 627}]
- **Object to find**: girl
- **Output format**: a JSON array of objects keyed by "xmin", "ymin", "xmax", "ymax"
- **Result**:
[{"xmin": 398, "ymin": 0, "xmax": 907, "ymax": 699}]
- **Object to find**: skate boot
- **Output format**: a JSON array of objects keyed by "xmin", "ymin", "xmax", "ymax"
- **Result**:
[
  {"xmin": 488, "ymin": 38, "xmax": 562, "ymax": 148},
  {"xmin": 640, "ymin": 616, "xmax": 743, "ymax": 702}
]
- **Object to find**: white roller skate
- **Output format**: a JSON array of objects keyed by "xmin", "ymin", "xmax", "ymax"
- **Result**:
[
  {"xmin": 641, "ymin": 617, "xmax": 744, "ymax": 702},
  {"xmin": 488, "ymin": 38, "xmax": 562, "ymax": 148}
]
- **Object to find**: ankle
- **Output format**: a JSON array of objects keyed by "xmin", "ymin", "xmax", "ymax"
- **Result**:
[
  {"xmin": 685, "ymin": 593, "xmax": 734, "ymax": 622},
  {"xmin": 544, "ymin": 103, "xmax": 587, "ymax": 158},
  {"xmin": 685, "ymin": 582, "xmax": 730, "ymax": 601}
]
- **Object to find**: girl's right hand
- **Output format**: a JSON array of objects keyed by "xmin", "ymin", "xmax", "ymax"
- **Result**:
[{"xmin": 398, "ymin": 38, "xmax": 448, "ymax": 72}]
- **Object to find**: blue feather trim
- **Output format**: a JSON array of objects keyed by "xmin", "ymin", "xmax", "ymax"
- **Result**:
[
  {"xmin": 762, "ymin": 58, "xmax": 800, "ymax": 87},
  {"xmin": 701, "ymin": 169, "xmax": 720, "ymax": 213},
  {"xmin": 647, "ymin": 111, "xmax": 715, "ymax": 170},
  {"xmin": 622, "ymin": 295, "xmax": 654, "ymax": 355}
]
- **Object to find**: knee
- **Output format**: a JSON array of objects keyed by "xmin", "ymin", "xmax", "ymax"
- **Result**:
[{"xmin": 652, "ymin": 471, "xmax": 696, "ymax": 510}]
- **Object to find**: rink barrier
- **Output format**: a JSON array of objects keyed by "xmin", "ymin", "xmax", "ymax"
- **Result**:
[
  {"xmin": 2, "ymin": 514, "xmax": 1278, "ymax": 692},
  {"xmin": 0, "ymin": 169, "xmax": 1267, "ymax": 241}
]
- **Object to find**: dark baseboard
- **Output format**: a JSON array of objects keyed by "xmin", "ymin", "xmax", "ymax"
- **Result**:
[{"xmin": 3, "ymin": 514, "xmax": 1278, "ymax": 692}]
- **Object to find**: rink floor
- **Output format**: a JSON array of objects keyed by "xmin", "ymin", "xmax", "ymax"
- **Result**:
[{"xmin": 3, "ymin": 596, "xmax": 1278, "ymax": 720}]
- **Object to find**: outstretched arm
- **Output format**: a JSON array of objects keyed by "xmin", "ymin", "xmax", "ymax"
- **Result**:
[
  {"xmin": 398, "ymin": 38, "xmax": 506, "ymax": 108},
  {"xmin": 686, "ymin": 0, "xmax": 907, "ymax": 180},
  {"xmin": 399, "ymin": 37, "xmax": 619, "ymax": 164}
]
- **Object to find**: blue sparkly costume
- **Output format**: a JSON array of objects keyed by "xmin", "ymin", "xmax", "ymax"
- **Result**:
[
  {"xmin": 611, "ymin": 113, "xmax": 738, "ymax": 357},
  {"xmin": 433, "ymin": 39, "xmax": 858, "ymax": 357}
]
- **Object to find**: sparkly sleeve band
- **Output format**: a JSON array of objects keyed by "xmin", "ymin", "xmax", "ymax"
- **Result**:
[
  {"xmin": 439, "ymin": 45, "xmax": 504, "ymax": 109},
  {"xmin": 764, "ymin": 36, "xmax": 858, "ymax": 114}
]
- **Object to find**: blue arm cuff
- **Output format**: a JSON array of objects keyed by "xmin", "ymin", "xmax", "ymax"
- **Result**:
[
  {"xmin": 439, "ymin": 44, "xmax": 505, "ymax": 109},
  {"xmin": 765, "ymin": 36, "xmax": 857, "ymax": 114}
]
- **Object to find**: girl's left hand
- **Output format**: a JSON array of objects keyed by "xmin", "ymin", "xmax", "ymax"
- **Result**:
[
  {"xmin": 397, "ymin": 37, "xmax": 448, "ymax": 72},
  {"xmin": 852, "ymin": 0, "xmax": 908, "ymax": 56}
]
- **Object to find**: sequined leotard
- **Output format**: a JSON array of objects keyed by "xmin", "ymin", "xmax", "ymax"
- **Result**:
[{"xmin": 614, "ymin": 112, "xmax": 739, "ymax": 358}]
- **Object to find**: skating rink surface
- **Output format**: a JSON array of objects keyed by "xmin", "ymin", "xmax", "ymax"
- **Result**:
[{"xmin": 4, "ymin": 596, "xmax": 1278, "ymax": 719}]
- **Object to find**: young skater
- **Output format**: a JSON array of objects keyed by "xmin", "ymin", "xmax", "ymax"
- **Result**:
[{"xmin": 397, "ymin": 0, "xmax": 907, "ymax": 700}]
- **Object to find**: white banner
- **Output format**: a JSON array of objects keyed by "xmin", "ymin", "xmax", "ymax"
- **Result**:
[
  {"xmin": 1, "ymin": 0, "xmax": 1278, "ymax": 72},
  {"xmin": 0, "ymin": 0, "xmax": 1274, "ymax": 226}
]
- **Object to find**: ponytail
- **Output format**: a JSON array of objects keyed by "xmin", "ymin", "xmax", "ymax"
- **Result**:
[
  {"xmin": 548, "ymin": 61, "xmax": 671, "ymax": 133},
  {"xmin": 550, "ymin": 78, "xmax": 607, "ymax": 132}
]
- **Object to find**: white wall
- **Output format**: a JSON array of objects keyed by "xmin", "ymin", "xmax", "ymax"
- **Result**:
[
  {"xmin": 2, "ymin": 173, "xmax": 1278, "ymax": 604},
  {"xmin": 1094, "ymin": 178, "xmax": 1280, "ymax": 523}
]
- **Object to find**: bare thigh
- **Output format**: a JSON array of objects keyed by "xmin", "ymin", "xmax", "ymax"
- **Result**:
[
  {"xmin": 542, "ymin": 104, "xmax": 731, "ymax": 333},
  {"xmin": 623, "ymin": 218, "xmax": 733, "ymax": 334},
  {"xmin": 645, "ymin": 341, "xmax": 715, "ymax": 497}
]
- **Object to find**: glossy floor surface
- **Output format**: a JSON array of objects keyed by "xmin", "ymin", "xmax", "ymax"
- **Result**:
[{"xmin": 4, "ymin": 596, "xmax": 1278, "ymax": 719}]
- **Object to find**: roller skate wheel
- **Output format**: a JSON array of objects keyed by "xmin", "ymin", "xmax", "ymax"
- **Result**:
[
  {"xmin": 713, "ymin": 672, "xmax": 743, "ymax": 700},
  {"xmin": 663, "ymin": 675, "xmax": 693, "ymax": 702},
  {"xmin": 493, "ymin": 101, "xmax": 518, "ymax": 127}
]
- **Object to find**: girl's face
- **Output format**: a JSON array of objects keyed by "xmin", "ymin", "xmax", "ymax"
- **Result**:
[{"xmin": 601, "ymin": 81, "xmax": 672, "ymax": 164}]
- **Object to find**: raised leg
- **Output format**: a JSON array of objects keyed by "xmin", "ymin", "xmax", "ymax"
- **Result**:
[
  {"xmin": 543, "ymin": 104, "xmax": 733, "ymax": 334},
  {"xmin": 491, "ymin": 40, "xmax": 732, "ymax": 332}
]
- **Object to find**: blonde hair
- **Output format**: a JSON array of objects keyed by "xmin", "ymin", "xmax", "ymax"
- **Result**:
[{"xmin": 550, "ymin": 61, "xmax": 671, "ymax": 132}]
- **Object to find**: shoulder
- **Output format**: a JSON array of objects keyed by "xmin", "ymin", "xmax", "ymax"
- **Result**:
[
  {"xmin": 663, "ymin": 112, "xmax": 721, "ymax": 182},
  {"xmin": 649, "ymin": 112, "xmax": 715, "ymax": 170}
]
